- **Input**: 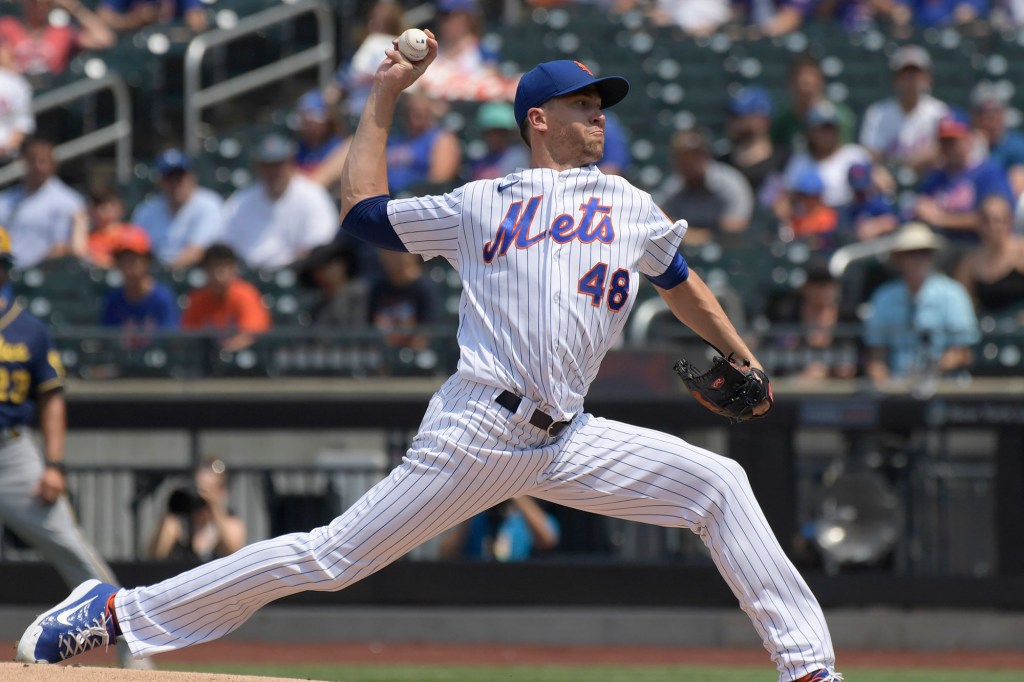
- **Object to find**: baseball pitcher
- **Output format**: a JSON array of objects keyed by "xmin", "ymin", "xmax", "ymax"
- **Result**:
[{"xmin": 17, "ymin": 34, "xmax": 840, "ymax": 682}]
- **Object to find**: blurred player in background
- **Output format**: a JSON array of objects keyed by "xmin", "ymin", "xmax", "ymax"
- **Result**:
[{"xmin": 0, "ymin": 225, "xmax": 146, "ymax": 668}]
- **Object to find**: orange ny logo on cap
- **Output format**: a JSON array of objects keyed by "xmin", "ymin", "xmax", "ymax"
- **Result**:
[{"xmin": 574, "ymin": 61, "xmax": 593, "ymax": 76}]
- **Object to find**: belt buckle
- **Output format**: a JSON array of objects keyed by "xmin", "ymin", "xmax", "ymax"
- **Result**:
[{"xmin": 547, "ymin": 420, "xmax": 569, "ymax": 438}]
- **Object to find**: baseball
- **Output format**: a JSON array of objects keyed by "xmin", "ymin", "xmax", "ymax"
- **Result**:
[{"xmin": 398, "ymin": 28, "xmax": 429, "ymax": 62}]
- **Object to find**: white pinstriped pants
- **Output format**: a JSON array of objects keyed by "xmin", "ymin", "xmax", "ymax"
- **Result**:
[{"xmin": 116, "ymin": 376, "xmax": 834, "ymax": 681}]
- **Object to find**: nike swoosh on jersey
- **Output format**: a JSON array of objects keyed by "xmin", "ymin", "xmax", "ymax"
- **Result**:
[
  {"xmin": 56, "ymin": 596, "xmax": 97, "ymax": 626},
  {"xmin": 497, "ymin": 179, "xmax": 520, "ymax": 192}
]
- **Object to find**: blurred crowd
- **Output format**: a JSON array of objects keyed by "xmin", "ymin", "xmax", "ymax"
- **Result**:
[{"xmin": 1, "ymin": 0, "xmax": 1023, "ymax": 384}]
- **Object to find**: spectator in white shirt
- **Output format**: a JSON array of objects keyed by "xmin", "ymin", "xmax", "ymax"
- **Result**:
[
  {"xmin": 782, "ymin": 101, "xmax": 872, "ymax": 209},
  {"xmin": 0, "ymin": 66, "xmax": 34, "ymax": 163},
  {"xmin": 0, "ymin": 137, "xmax": 86, "ymax": 268},
  {"xmin": 131, "ymin": 149, "xmax": 223, "ymax": 270},
  {"xmin": 220, "ymin": 134, "xmax": 338, "ymax": 270},
  {"xmin": 859, "ymin": 46, "xmax": 949, "ymax": 173}
]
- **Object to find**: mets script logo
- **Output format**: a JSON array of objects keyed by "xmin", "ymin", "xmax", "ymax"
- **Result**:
[
  {"xmin": 574, "ymin": 61, "xmax": 593, "ymax": 76},
  {"xmin": 483, "ymin": 197, "xmax": 615, "ymax": 263}
]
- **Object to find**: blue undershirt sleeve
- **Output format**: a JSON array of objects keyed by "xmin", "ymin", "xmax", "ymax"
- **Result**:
[
  {"xmin": 340, "ymin": 195, "xmax": 408, "ymax": 252},
  {"xmin": 644, "ymin": 251, "xmax": 690, "ymax": 289}
]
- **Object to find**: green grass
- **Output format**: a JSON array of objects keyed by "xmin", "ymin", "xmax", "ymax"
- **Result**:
[{"xmin": 164, "ymin": 663, "xmax": 1024, "ymax": 682}]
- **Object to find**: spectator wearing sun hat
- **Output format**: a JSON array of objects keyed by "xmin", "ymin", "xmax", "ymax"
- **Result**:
[
  {"xmin": 131, "ymin": 148, "xmax": 224, "ymax": 270},
  {"xmin": 915, "ymin": 113, "xmax": 1015, "ymax": 245},
  {"xmin": 468, "ymin": 101, "xmax": 530, "ymax": 181},
  {"xmin": 100, "ymin": 229, "xmax": 179, "ymax": 330},
  {"xmin": 220, "ymin": 133, "xmax": 338, "ymax": 269},
  {"xmin": 864, "ymin": 222, "xmax": 979, "ymax": 383}
]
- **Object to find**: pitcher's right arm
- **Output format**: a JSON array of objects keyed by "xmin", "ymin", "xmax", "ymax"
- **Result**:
[{"xmin": 339, "ymin": 31, "xmax": 438, "ymax": 222}]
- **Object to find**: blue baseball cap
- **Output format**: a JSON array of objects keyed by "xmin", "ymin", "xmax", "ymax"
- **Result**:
[
  {"xmin": 847, "ymin": 162, "xmax": 873, "ymax": 192},
  {"xmin": 438, "ymin": 0, "xmax": 477, "ymax": 12},
  {"xmin": 155, "ymin": 148, "xmax": 190, "ymax": 174},
  {"xmin": 729, "ymin": 86, "xmax": 772, "ymax": 117},
  {"xmin": 297, "ymin": 89, "xmax": 328, "ymax": 121},
  {"xmin": 514, "ymin": 60, "xmax": 629, "ymax": 129},
  {"xmin": 790, "ymin": 168, "xmax": 824, "ymax": 195}
]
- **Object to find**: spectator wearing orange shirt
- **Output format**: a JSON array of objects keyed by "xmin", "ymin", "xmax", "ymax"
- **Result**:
[
  {"xmin": 86, "ymin": 187, "xmax": 150, "ymax": 269},
  {"xmin": 781, "ymin": 168, "xmax": 839, "ymax": 252},
  {"xmin": 0, "ymin": 0, "xmax": 114, "ymax": 85},
  {"xmin": 182, "ymin": 244, "xmax": 271, "ymax": 352}
]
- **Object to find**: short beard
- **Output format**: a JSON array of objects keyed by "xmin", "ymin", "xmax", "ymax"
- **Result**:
[{"xmin": 550, "ymin": 125, "xmax": 604, "ymax": 167}]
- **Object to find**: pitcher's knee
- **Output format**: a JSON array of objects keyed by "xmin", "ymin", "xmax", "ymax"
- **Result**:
[{"xmin": 705, "ymin": 456, "xmax": 755, "ymax": 511}]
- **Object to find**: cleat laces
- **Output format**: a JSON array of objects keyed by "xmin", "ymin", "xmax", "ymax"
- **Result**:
[{"xmin": 57, "ymin": 613, "xmax": 111, "ymax": 660}]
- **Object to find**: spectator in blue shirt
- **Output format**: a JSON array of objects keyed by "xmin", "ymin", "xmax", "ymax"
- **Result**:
[
  {"xmin": 294, "ymin": 89, "xmax": 347, "ymax": 182},
  {"xmin": 132, "ymin": 149, "xmax": 223, "ymax": 270},
  {"xmin": 439, "ymin": 496, "xmax": 560, "ymax": 562},
  {"xmin": 865, "ymin": 223, "xmax": 979, "ymax": 383},
  {"xmin": 385, "ymin": 93, "xmax": 460, "ymax": 194},
  {"xmin": 97, "ymin": 0, "xmax": 206, "ymax": 33},
  {"xmin": 100, "ymin": 230, "xmax": 179, "ymax": 331},
  {"xmin": 733, "ymin": 0, "xmax": 815, "ymax": 37},
  {"xmin": 970, "ymin": 82, "xmax": 1024, "ymax": 199},
  {"xmin": 893, "ymin": 0, "xmax": 988, "ymax": 26},
  {"xmin": 598, "ymin": 112, "xmax": 631, "ymax": 177},
  {"xmin": 842, "ymin": 161, "xmax": 899, "ymax": 242},
  {"xmin": 916, "ymin": 115, "xmax": 1015, "ymax": 245}
]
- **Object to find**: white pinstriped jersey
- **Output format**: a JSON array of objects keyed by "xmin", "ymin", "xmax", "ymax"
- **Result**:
[
  {"xmin": 388, "ymin": 165, "xmax": 687, "ymax": 420},
  {"xmin": 106, "ymin": 159, "xmax": 835, "ymax": 682}
]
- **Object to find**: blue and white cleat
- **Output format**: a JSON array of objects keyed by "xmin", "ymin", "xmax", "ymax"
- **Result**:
[{"xmin": 15, "ymin": 579, "xmax": 119, "ymax": 664}]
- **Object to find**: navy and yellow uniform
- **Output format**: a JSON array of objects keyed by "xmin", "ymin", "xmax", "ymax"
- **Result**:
[
  {"xmin": 0, "ymin": 224, "xmax": 142, "ymax": 668},
  {"xmin": 0, "ymin": 295, "xmax": 65, "ymax": 429}
]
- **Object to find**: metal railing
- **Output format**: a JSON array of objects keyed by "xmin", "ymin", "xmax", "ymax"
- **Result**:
[
  {"xmin": 183, "ymin": 0, "xmax": 335, "ymax": 155},
  {"xmin": 0, "ymin": 74, "xmax": 132, "ymax": 187}
]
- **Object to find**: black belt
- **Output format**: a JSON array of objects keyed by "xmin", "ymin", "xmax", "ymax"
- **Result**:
[{"xmin": 495, "ymin": 390, "xmax": 572, "ymax": 438}]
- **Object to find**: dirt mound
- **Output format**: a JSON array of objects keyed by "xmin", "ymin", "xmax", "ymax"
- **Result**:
[{"xmin": 0, "ymin": 662, "xmax": 311, "ymax": 682}]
